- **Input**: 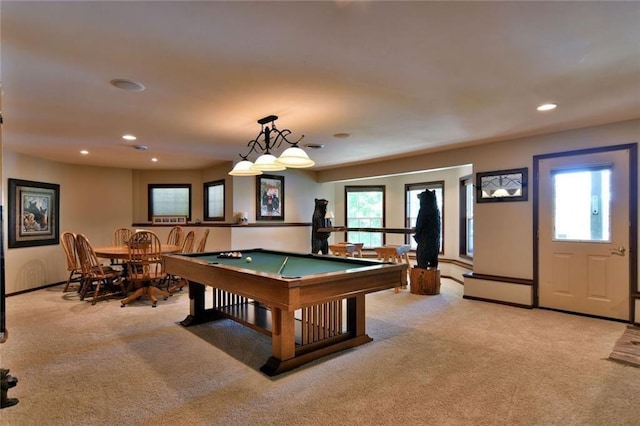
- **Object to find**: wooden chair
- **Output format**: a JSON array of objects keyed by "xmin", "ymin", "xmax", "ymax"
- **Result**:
[
  {"xmin": 111, "ymin": 227, "xmax": 132, "ymax": 269},
  {"xmin": 180, "ymin": 230, "xmax": 195, "ymax": 254},
  {"xmin": 329, "ymin": 243, "xmax": 356, "ymax": 257},
  {"xmin": 168, "ymin": 230, "xmax": 195, "ymax": 290},
  {"xmin": 75, "ymin": 233, "xmax": 124, "ymax": 304},
  {"xmin": 112, "ymin": 227, "xmax": 132, "ymax": 246},
  {"xmin": 120, "ymin": 230, "xmax": 171, "ymax": 308},
  {"xmin": 61, "ymin": 232, "xmax": 83, "ymax": 292},
  {"xmin": 374, "ymin": 245, "xmax": 411, "ymax": 293},
  {"xmin": 195, "ymin": 229, "xmax": 209, "ymax": 253},
  {"xmin": 166, "ymin": 226, "xmax": 183, "ymax": 247},
  {"xmin": 167, "ymin": 230, "xmax": 196, "ymax": 292}
]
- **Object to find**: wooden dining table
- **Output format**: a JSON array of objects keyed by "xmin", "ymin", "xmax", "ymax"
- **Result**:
[{"xmin": 93, "ymin": 244, "xmax": 181, "ymax": 260}]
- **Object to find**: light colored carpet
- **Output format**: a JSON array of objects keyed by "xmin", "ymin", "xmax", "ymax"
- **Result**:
[
  {"xmin": 609, "ymin": 325, "xmax": 640, "ymax": 368},
  {"xmin": 2, "ymin": 279, "xmax": 640, "ymax": 425}
]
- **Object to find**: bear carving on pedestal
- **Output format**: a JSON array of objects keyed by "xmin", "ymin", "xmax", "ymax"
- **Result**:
[{"xmin": 311, "ymin": 198, "xmax": 330, "ymax": 254}]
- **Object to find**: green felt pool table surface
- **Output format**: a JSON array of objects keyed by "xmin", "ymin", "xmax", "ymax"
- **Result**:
[{"xmin": 194, "ymin": 250, "xmax": 376, "ymax": 278}]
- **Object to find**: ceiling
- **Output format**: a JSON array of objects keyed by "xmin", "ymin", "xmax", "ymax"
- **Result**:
[{"xmin": 2, "ymin": 1, "xmax": 639, "ymax": 171}]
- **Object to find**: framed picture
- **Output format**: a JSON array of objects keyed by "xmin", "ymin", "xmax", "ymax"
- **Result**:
[
  {"xmin": 256, "ymin": 174, "xmax": 284, "ymax": 221},
  {"xmin": 476, "ymin": 168, "xmax": 528, "ymax": 203},
  {"xmin": 8, "ymin": 179, "xmax": 60, "ymax": 248}
]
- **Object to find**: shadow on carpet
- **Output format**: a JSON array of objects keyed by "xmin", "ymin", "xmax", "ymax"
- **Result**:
[{"xmin": 609, "ymin": 325, "xmax": 640, "ymax": 368}]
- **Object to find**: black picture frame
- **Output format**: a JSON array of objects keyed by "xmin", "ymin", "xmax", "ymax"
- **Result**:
[
  {"xmin": 256, "ymin": 174, "xmax": 284, "ymax": 221},
  {"xmin": 476, "ymin": 168, "xmax": 528, "ymax": 203},
  {"xmin": 8, "ymin": 179, "xmax": 60, "ymax": 248}
]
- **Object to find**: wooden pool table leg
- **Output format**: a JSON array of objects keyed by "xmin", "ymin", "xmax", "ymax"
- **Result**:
[
  {"xmin": 271, "ymin": 308, "xmax": 296, "ymax": 361},
  {"xmin": 180, "ymin": 281, "xmax": 218, "ymax": 326},
  {"xmin": 260, "ymin": 295, "xmax": 373, "ymax": 376}
]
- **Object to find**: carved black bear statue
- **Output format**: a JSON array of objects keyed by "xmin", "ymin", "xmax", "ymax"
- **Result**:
[
  {"xmin": 311, "ymin": 198, "xmax": 330, "ymax": 254},
  {"xmin": 413, "ymin": 190, "xmax": 440, "ymax": 268}
]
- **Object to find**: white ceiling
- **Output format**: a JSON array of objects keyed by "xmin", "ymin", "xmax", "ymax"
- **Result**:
[{"xmin": 2, "ymin": 1, "xmax": 639, "ymax": 171}]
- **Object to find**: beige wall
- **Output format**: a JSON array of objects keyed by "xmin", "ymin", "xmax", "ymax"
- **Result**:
[
  {"xmin": 2, "ymin": 151, "xmax": 133, "ymax": 293},
  {"xmin": 319, "ymin": 119, "xmax": 640, "ymax": 284},
  {"xmin": 2, "ymin": 119, "xmax": 638, "ymax": 301}
]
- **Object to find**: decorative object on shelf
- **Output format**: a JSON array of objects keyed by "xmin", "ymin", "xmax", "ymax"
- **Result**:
[
  {"xmin": 256, "ymin": 174, "xmax": 284, "ymax": 221},
  {"xmin": 324, "ymin": 210, "xmax": 334, "ymax": 228},
  {"xmin": 8, "ymin": 179, "xmax": 60, "ymax": 248},
  {"xmin": 476, "ymin": 167, "xmax": 528, "ymax": 203},
  {"xmin": 312, "ymin": 198, "xmax": 331, "ymax": 254},
  {"xmin": 411, "ymin": 189, "xmax": 441, "ymax": 295},
  {"xmin": 234, "ymin": 212, "xmax": 249, "ymax": 225},
  {"xmin": 228, "ymin": 115, "xmax": 315, "ymax": 176}
]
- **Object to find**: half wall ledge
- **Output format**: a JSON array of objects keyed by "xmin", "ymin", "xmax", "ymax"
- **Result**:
[{"xmin": 463, "ymin": 272, "xmax": 534, "ymax": 308}]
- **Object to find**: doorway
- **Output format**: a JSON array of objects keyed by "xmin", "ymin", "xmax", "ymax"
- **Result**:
[{"xmin": 534, "ymin": 144, "xmax": 637, "ymax": 321}]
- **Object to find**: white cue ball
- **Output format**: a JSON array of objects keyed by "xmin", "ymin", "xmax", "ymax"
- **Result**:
[{"xmin": 246, "ymin": 256, "xmax": 252, "ymax": 263}]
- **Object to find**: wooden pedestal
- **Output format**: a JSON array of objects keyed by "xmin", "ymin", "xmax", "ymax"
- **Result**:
[{"xmin": 410, "ymin": 267, "xmax": 441, "ymax": 295}]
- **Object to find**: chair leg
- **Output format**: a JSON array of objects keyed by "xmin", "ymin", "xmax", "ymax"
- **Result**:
[
  {"xmin": 63, "ymin": 271, "xmax": 74, "ymax": 293},
  {"xmin": 91, "ymin": 280, "xmax": 102, "ymax": 305}
]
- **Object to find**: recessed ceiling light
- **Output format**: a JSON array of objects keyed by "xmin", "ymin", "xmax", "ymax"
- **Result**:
[
  {"xmin": 122, "ymin": 134, "xmax": 137, "ymax": 141},
  {"xmin": 80, "ymin": 150, "xmax": 89, "ymax": 155},
  {"xmin": 305, "ymin": 143, "xmax": 325, "ymax": 149},
  {"xmin": 151, "ymin": 158, "xmax": 158, "ymax": 162},
  {"xmin": 110, "ymin": 79, "xmax": 145, "ymax": 92},
  {"xmin": 133, "ymin": 145, "xmax": 147, "ymax": 151},
  {"xmin": 537, "ymin": 103, "xmax": 557, "ymax": 111}
]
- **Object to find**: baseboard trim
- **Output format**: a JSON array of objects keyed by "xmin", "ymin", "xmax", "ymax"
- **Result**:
[
  {"xmin": 463, "ymin": 294, "xmax": 533, "ymax": 309},
  {"xmin": 463, "ymin": 272, "xmax": 533, "ymax": 286},
  {"xmin": 7, "ymin": 281, "xmax": 63, "ymax": 297}
]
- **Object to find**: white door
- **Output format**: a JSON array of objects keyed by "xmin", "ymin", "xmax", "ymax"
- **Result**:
[{"xmin": 538, "ymin": 149, "xmax": 630, "ymax": 320}]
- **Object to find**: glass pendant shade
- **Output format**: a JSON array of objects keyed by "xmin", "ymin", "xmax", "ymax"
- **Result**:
[
  {"xmin": 228, "ymin": 160, "xmax": 262, "ymax": 176},
  {"xmin": 276, "ymin": 147, "xmax": 315, "ymax": 168},
  {"xmin": 251, "ymin": 154, "xmax": 286, "ymax": 171}
]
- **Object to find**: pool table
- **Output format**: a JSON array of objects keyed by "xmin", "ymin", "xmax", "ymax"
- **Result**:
[{"xmin": 163, "ymin": 249, "xmax": 407, "ymax": 376}]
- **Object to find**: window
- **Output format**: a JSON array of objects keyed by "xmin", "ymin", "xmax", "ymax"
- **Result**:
[
  {"xmin": 459, "ymin": 175, "xmax": 474, "ymax": 258},
  {"xmin": 405, "ymin": 182, "xmax": 444, "ymax": 251},
  {"xmin": 204, "ymin": 180, "xmax": 225, "ymax": 221},
  {"xmin": 148, "ymin": 184, "xmax": 191, "ymax": 222},
  {"xmin": 552, "ymin": 167, "xmax": 611, "ymax": 242},
  {"xmin": 345, "ymin": 186, "xmax": 385, "ymax": 248}
]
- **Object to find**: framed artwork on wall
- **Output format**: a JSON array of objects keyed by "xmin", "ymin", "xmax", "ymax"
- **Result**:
[
  {"xmin": 8, "ymin": 178, "xmax": 60, "ymax": 248},
  {"xmin": 476, "ymin": 168, "xmax": 528, "ymax": 203},
  {"xmin": 256, "ymin": 174, "xmax": 284, "ymax": 221}
]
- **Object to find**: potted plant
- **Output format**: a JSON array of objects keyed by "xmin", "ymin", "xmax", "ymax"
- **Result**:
[{"xmin": 410, "ymin": 189, "xmax": 441, "ymax": 295}]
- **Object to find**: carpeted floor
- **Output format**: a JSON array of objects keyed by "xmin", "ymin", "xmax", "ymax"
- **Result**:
[
  {"xmin": 1, "ymin": 279, "xmax": 640, "ymax": 425},
  {"xmin": 609, "ymin": 325, "xmax": 640, "ymax": 368}
]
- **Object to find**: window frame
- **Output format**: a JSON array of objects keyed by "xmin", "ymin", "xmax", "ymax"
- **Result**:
[
  {"xmin": 344, "ymin": 185, "xmax": 386, "ymax": 248},
  {"xmin": 459, "ymin": 175, "xmax": 474, "ymax": 259},
  {"xmin": 148, "ymin": 183, "xmax": 192, "ymax": 222},
  {"xmin": 203, "ymin": 179, "xmax": 225, "ymax": 222},
  {"xmin": 404, "ymin": 181, "xmax": 444, "ymax": 253}
]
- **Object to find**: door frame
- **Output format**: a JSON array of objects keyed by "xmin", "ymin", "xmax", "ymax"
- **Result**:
[{"xmin": 532, "ymin": 143, "xmax": 638, "ymax": 322}]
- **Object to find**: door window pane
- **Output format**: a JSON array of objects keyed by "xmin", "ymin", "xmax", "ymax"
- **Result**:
[{"xmin": 553, "ymin": 167, "xmax": 611, "ymax": 242}]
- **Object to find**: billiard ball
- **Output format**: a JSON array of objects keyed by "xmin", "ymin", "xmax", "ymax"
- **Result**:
[{"xmin": 246, "ymin": 256, "xmax": 252, "ymax": 263}]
